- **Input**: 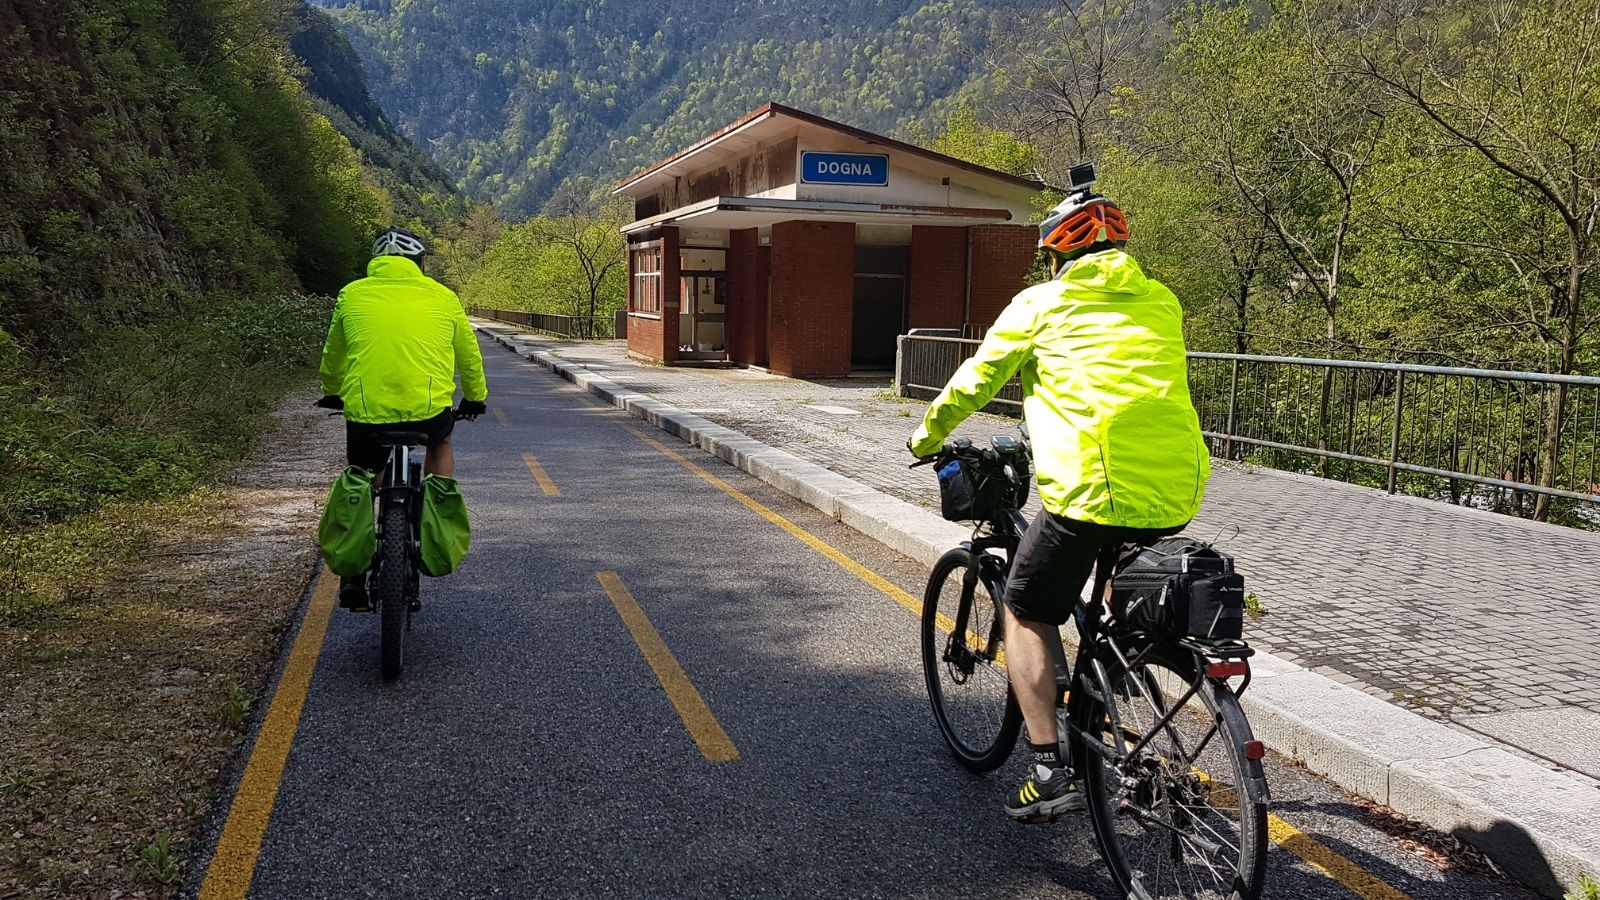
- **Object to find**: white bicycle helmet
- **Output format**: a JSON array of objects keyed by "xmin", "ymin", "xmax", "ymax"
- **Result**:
[{"xmin": 372, "ymin": 227, "xmax": 428, "ymax": 260}]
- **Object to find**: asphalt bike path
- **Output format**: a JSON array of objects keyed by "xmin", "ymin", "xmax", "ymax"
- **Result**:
[{"xmin": 198, "ymin": 337, "xmax": 1535, "ymax": 899}]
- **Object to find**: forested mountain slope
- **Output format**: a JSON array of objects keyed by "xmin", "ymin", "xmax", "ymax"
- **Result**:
[
  {"xmin": 291, "ymin": 4, "xmax": 465, "ymax": 221},
  {"xmin": 0, "ymin": 0, "xmax": 429, "ymax": 531},
  {"xmin": 312, "ymin": 0, "xmax": 1049, "ymax": 214}
]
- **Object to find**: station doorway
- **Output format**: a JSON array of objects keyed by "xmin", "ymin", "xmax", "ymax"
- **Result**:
[
  {"xmin": 678, "ymin": 247, "xmax": 727, "ymax": 360},
  {"xmin": 851, "ymin": 243, "xmax": 908, "ymax": 370}
]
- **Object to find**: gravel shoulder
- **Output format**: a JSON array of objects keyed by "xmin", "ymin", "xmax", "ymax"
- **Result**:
[{"xmin": 0, "ymin": 394, "xmax": 341, "ymax": 899}]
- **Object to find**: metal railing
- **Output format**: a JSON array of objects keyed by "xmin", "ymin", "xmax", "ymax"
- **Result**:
[
  {"xmin": 898, "ymin": 334, "xmax": 1600, "ymax": 516},
  {"xmin": 471, "ymin": 308, "xmax": 617, "ymax": 340}
]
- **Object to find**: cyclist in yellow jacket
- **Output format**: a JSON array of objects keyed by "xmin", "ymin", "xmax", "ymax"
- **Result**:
[
  {"xmin": 317, "ymin": 227, "xmax": 488, "ymax": 608},
  {"xmin": 909, "ymin": 179, "xmax": 1209, "ymax": 820}
]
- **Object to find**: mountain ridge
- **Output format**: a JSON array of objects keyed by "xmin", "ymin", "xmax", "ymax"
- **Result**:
[{"xmin": 311, "ymin": 0, "xmax": 1048, "ymax": 214}]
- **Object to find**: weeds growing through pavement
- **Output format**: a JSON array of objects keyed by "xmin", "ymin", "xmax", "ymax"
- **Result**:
[{"xmin": 1567, "ymin": 874, "xmax": 1600, "ymax": 900}]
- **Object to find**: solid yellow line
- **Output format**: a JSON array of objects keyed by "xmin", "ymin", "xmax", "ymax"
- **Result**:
[
  {"xmin": 199, "ymin": 569, "xmax": 338, "ymax": 900},
  {"xmin": 631, "ymin": 425, "xmax": 1414, "ymax": 900},
  {"xmin": 521, "ymin": 452, "xmax": 560, "ymax": 496},
  {"xmin": 1270, "ymin": 813, "xmax": 1413, "ymax": 900},
  {"xmin": 493, "ymin": 408, "xmax": 510, "ymax": 426},
  {"xmin": 596, "ymin": 571, "xmax": 740, "ymax": 763},
  {"xmin": 1198, "ymin": 771, "xmax": 1413, "ymax": 899},
  {"xmin": 629, "ymin": 429, "xmax": 921, "ymax": 611},
  {"xmin": 627, "ymin": 428, "xmax": 1003, "ymax": 665}
]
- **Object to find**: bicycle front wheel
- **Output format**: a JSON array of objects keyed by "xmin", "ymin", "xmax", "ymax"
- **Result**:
[
  {"xmin": 376, "ymin": 498, "xmax": 410, "ymax": 680},
  {"xmin": 1073, "ymin": 641, "xmax": 1268, "ymax": 900},
  {"xmin": 921, "ymin": 547, "xmax": 1021, "ymax": 771}
]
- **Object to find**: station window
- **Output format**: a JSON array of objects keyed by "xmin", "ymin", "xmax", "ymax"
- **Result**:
[{"xmin": 631, "ymin": 245, "xmax": 662, "ymax": 314}]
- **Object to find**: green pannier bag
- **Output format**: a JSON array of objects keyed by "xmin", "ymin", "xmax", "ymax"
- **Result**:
[
  {"xmin": 420, "ymin": 474, "xmax": 471, "ymax": 576},
  {"xmin": 317, "ymin": 466, "xmax": 375, "ymax": 577}
]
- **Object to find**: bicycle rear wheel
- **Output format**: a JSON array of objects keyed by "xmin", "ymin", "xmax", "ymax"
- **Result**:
[
  {"xmin": 376, "ymin": 498, "xmax": 410, "ymax": 680},
  {"xmin": 921, "ymin": 547, "xmax": 1021, "ymax": 771},
  {"xmin": 1072, "ymin": 640, "xmax": 1268, "ymax": 900}
]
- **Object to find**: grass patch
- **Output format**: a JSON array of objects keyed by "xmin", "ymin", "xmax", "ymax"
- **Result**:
[
  {"xmin": 1569, "ymin": 874, "xmax": 1600, "ymax": 900},
  {"xmin": 1244, "ymin": 591, "xmax": 1268, "ymax": 618},
  {"xmin": 221, "ymin": 683, "xmax": 255, "ymax": 731},
  {"xmin": 135, "ymin": 830, "xmax": 180, "ymax": 885},
  {"xmin": 0, "ymin": 491, "xmax": 228, "ymax": 630}
]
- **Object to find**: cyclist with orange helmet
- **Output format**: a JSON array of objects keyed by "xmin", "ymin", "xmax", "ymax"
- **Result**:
[{"xmin": 909, "ymin": 168, "xmax": 1210, "ymax": 820}]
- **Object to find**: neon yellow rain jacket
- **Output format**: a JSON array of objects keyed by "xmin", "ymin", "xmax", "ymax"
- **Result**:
[
  {"xmin": 910, "ymin": 249, "xmax": 1208, "ymax": 529},
  {"xmin": 319, "ymin": 256, "xmax": 488, "ymax": 424}
]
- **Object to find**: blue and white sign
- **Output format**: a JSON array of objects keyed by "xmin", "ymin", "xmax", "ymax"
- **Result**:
[{"xmin": 801, "ymin": 151, "xmax": 889, "ymax": 186}]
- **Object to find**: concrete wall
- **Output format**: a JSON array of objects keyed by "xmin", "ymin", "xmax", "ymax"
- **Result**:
[
  {"xmin": 634, "ymin": 138, "xmax": 799, "ymax": 220},
  {"xmin": 907, "ymin": 226, "xmax": 967, "ymax": 329},
  {"xmin": 792, "ymin": 133, "xmax": 1038, "ymax": 222},
  {"xmin": 768, "ymin": 220, "xmax": 855, "ymax": 377}
]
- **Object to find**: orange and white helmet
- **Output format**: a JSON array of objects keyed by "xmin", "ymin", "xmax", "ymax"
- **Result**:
[{"xmin": 1038, "ymin": 190, "xmax": 1129, "ymax": 259}]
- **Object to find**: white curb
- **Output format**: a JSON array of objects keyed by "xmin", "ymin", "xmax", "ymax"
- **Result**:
[{"xmin": 479, "ymin": 324, "xmax": 1600, "ymax": 897}]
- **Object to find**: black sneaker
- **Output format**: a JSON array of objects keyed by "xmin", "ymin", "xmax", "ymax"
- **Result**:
[
  {"xmin": 338, "ymin": 576, "xmax": 372, "ymax": 612},
  {"xmin": 1005, "ymin": 767, "xmax": 1085, "ymax": 822}
]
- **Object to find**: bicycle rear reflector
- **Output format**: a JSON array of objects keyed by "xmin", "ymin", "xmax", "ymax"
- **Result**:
[
  {"xmin": 1207, "ymin": 661, "xmax": 1249, "ymax": 679},
  {"xmin": 1244, "ymin": 740, "xmax": 1266, "ymax": 761}
]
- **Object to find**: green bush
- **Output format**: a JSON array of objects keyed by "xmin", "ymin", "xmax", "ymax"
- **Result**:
[{"xmin": 0, "ymin": 292, "xmax": 332, "ymax": 529}]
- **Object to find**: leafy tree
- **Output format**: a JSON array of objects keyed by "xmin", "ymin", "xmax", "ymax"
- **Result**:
[{"xmin": 1352, "ymin": 0, "xmax": 1600, "ymax": 517}]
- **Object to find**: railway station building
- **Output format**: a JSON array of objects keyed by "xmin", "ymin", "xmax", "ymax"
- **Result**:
[{"xmin": 613, "ymin": 103, "xmax": 1046, "ymax": 376}]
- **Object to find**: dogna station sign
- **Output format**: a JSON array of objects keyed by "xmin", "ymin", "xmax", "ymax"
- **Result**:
[{"xmin": 801, "ymin": 151, "xmax": 889, "ymax": 186}]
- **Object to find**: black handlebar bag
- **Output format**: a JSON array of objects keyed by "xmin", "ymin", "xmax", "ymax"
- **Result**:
[
  {"xmin": 937, "ymin": 457, "xmax": 1014, "ymax": 522},
  {"xmin": 1109, "ymin": 538, "xmax": 1246, "ymax": 641}
]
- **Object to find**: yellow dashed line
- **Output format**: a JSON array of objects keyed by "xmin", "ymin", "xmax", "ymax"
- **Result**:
[
  {"xmin": 521, "ymin": 452, "xmax": 560, "ymax": 496},
  {"xmin": 493, "ymin": 408, "xmax": 510, "ymax": 426},
  {"xmin": 199, "ymin": 569, "xmax": 338, "ymax": 900},
  {"xmin": 596, "ymin": 571, "xmax": 739, "ymax": 763}
]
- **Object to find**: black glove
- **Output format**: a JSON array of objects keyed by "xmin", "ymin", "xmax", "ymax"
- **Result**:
[
  {"xmin": 457, "ymin": 399, "xmax": 487, "ymax": 418},
  {"xmin": 315, "ymin": 394, "xmax": 343, "ymax": 410}
]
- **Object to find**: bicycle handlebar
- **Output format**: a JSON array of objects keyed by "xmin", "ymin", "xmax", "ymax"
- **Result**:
[{"xmin": 316, "ymin": 405, "xmax": 476, "ymax": 422}]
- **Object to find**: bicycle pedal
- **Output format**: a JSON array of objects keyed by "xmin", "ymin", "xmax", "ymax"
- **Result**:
[{"xmin": 1014, "ymin": 812, "xmax": 1061, "ymax": 826}]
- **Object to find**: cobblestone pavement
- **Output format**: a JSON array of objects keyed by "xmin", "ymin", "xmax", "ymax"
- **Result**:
[{"xmin": 485, "ymin": 329, "xmax": 1600, "ymax": 778}]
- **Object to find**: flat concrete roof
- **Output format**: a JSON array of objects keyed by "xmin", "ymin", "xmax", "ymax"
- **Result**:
[
  {"xmin": 619, "ymin": 196, "xmax": 1015, "ymax": 235},
  {"xmin": 613, "ymin": 102, "xmax": 1046, "ymax": 198}
]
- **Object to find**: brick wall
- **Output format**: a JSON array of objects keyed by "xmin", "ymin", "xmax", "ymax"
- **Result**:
[
  {"xmin": 967, "ymin": 224, "xmax": 1037, "ymax": 326},
  {"xmin": 768, "ymin": 220, "xmax": 855, "ymax": 377},
  {"xmin": 726, "ymin": 228, "xmax": 770, "ymax": 367},
  {"xmin": 907, "ymin": 226, "xmax": 967, "ymax": 329},
  {"xmin": 627, "ymin": 227, "xmax": 680, "ymax": 362}
]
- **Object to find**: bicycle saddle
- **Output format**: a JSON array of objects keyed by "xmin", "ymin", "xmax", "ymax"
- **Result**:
[{"xmin": 375, "ymin": 430, "xmax": 429, "ymax": 447}]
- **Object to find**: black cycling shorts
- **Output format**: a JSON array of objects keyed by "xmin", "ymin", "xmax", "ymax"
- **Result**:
[
  {"xmin": 1004, "ymin": 511, "xmax": 1186, "ymax": 626},
  {"xmin": 345, "ymin": 408, "xmax": 455, "ymax": 472}
]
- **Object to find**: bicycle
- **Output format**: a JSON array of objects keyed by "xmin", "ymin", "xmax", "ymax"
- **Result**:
[
  {"xmin": 918, "ymin": 430, "xmax": 1269, "ymax": 900},
  {"xmin": 353, "ymin": 411, "xmax": 472, "ymax": 680}
]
